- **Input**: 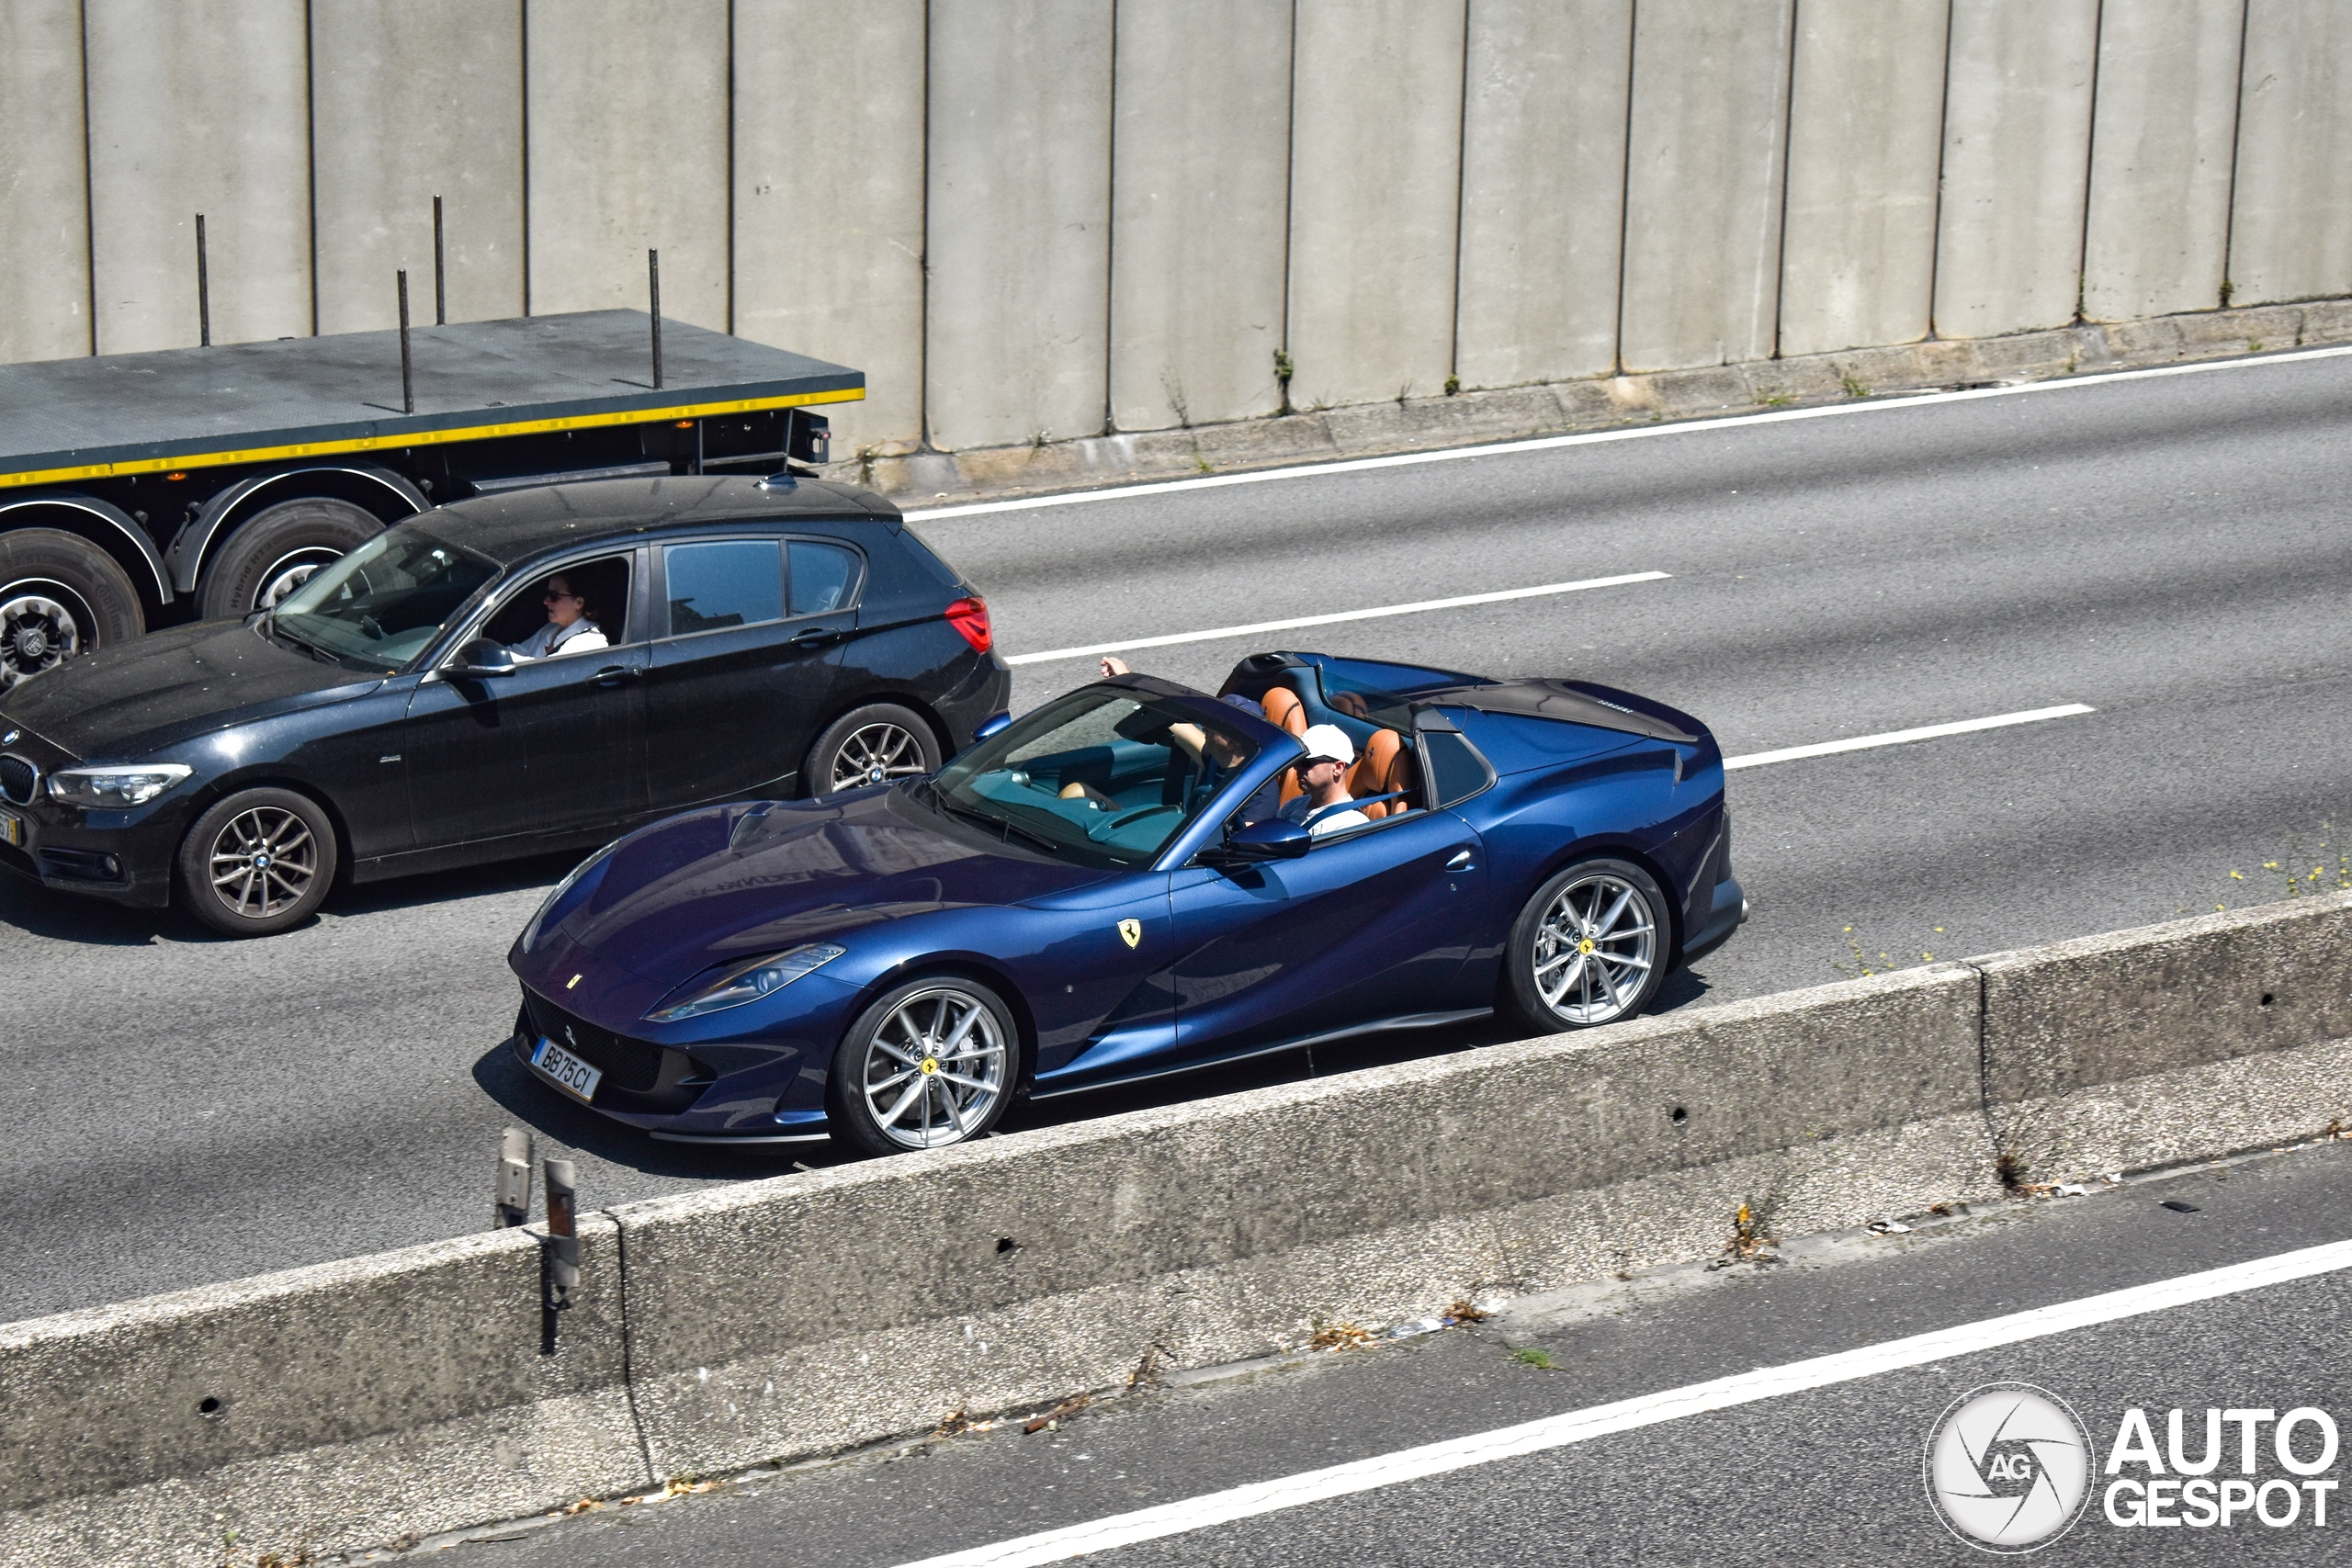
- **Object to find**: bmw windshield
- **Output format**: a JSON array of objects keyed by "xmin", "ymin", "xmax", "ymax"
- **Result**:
[
  {"xmin": 269, "ymin": 527, "xmax": 500, "ymax": 671},
  {"xmin": 919, "ymin": 686, "xmax": 1260, "ymax": 869}
]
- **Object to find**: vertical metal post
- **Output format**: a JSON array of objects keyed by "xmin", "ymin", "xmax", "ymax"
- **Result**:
[
  {"xmin": 397, "ymin": 270, "xmax": 414, "ymax": 414},
  {"xmin": 432, "ymin": 195, "xmax": 447, "ymax": 325},
  {"xmin": 541, "ymin": 1157, "xmax": 580, "ymax": 1352},
  {"xmin": 648, "ymin": 248, "xmax": 663, "ymax": 389},
  {"xmin": 494, "ymin": 1127, "xmax": 533, "ymax": 1228},
  {"xmin": 195, "ymin": 214, "xmax": 211, "ymax": 347}
]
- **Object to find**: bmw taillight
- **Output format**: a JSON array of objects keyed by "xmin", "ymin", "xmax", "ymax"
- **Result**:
[{"xmin": 944, "ymin": 595, "xmax": 993, "ymax": 653}]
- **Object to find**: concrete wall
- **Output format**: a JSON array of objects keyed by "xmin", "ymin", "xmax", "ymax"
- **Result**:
[
  {"xmin": 310, "ymin": 0, "xmax": 527, "ymax": 334},
  {"xmin": 1454, "ymin": 0, "xmax": 1633, "ymax": 389},
  {"xmin": 6, "ymin": 0, "xmax": 2352, "ymax": 456},
  {"xmin": 1778, "ymin": 0, "xmax": 1949, "ymax": 358},
  {"xmin": 1932, "ymin": 0, "xmax": 2102, "ymax": 338},
  {"xmin": 2228, "ymin": 0, "xmax": 2352, "ymax": 306},
  {"xmin": 0, "ymin": 1, "xmax": 92, "ymax": 364},
  {"xmin": 1618, "ymin": 0, "xmax": 1795, "ymax": 372},
  {"xmin": 524, "ymin": 0, "xmax": 730, "ymax": 331},
  {"xmin": 733, "ymin": 0, "xmax": 927, "ymax": 458},
  {"xmin": 12, "ymin": 891, "xmax": 2352, "ymax": 1564},
  {"xmin": 1108, "ymin": 0, "xmax": 1294, "ymax": 433},
  {"xmin": 84, "ymin": 0, "xmax": 314, "ymax": 355},
  {"xmin": 923, "ymin": 2, "xmax": 1114, "ymax": 453},
  {"xmin": 2081, "ymin": 0, "xmax": 2244, "ymax": 321}
]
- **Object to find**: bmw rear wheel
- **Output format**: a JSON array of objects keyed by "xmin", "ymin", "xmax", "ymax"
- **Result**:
[
  {"xmin": 1500, "ymin": 859, "xmax": 1669, "ymax": 1032},
  {"xmin": 805, "ymin": 702, "xmax": 942, "ymax": 797},
  {"xmin": 829, "ymin": 976, "xmax": 1020, "ymax": 1155},
  {"xmin": 176, "ymin": 786, "xmax": 340, "ymax": 937}
]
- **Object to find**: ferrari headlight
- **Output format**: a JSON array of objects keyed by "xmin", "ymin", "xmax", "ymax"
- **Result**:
[
  {"xmin": 46, "ymin": 763, "xmax": 192, "ymax": 807},
  {"xmin": 644, "ymin": 943, "xmax": 846, "ymax": 1022}
]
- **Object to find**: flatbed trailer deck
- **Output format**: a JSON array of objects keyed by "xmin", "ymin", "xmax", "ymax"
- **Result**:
[{"xmin": 0, "ymin": 310, "xmax": 860, "ymax": 687}]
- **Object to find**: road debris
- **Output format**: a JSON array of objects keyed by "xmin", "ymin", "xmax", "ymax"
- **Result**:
[
  {"xmin": 1024, "ymin": 1392, "xmax": 1092, "ymax": 1433},
  {"xmin": 1307, "ymin": 1320, "xmax": 1376, "ymax": 1352},
  {"xmin": 1869, "ymin": 1220, "xmax": 1913, "ymax": 1235}
]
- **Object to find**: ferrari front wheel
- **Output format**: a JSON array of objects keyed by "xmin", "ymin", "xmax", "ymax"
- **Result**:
[
  {"xmin": 829, "ymin": 976, "xmax": 1021, "ymax": 1155},
  {"xmin": 1500, "ymin": 858, "xmax": 1669, "ymax": 1032}
]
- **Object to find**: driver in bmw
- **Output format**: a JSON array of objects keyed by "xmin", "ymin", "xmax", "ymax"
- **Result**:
[{"xmin": 506, "ymin": 572, "xmax": 609, "ymax": 660}]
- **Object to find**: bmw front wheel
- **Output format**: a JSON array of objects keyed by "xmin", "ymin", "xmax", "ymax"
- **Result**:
[
  {"xmin": 1500, "ymin": 859, "xmax": 1669, "ymax": 1032},
  {"xmin": 175, "ymin": 786, "xmax": 339, "ymax": 937},
  {"xmin": 829, "ymin": 976, "xmax": 1020, "ymax": 1155}
]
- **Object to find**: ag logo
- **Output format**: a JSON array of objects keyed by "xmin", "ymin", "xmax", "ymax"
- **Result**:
[
  {"xmin": 1925, "ymin": 1382, "xmax": 2092, "ymax": 1552},
  {"xmin": 1116, "ymin": 918, "xmax": 1141, "ymax": 949}
]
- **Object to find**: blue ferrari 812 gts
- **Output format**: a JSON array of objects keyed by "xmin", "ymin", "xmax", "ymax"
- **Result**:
[{"xmin": 505, "ymin": 651, "xmax": 1743, "ymax": 1153}]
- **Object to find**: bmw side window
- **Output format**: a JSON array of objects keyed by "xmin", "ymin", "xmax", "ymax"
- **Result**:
[
  {"xmin": 787, "ymin": 541, "xmax": 861, "ymax": 615},
  {"xmin": 664, "ymin": 540, "xmax": 784, "ymax": 637},
  {"xmin": 1420, "ymin": 728, "xmax": 1494, "ymax": 808}
]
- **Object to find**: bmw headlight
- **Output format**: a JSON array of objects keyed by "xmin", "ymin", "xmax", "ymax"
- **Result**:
[
  {"xmin": 645, "ymin": 944, "xmax": 846, "ymax": 1022},
  {"xmin": 46, "ymin": 764, "xmax": 192, "ymax": 807}
]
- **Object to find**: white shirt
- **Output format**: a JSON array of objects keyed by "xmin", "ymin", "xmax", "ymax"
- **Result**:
[
  {"xmin": 1281, "ymin": 794, "xmax": 1369, "ymax": 838},
  {"xmin": 508, "ymin": 618, "xmax": 609, "ymax": 660}
]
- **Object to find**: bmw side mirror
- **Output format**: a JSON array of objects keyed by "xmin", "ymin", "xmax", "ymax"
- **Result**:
[
  {"xmin": 447, "ymin": 637, "xmax": 517, "ymax": 678},
  {"xmin": 1216, "ymin": 818, "xmax": 1311, "ymax": 864}
]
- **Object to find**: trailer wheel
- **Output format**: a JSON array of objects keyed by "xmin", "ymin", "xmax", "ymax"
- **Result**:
[
  {"xmin": 0, "ymin": 527, "xmax": 144, "ymax": 692},
  {"xmin": 198, "ymin": 497, "xmax": 384, "ymax": 620}
]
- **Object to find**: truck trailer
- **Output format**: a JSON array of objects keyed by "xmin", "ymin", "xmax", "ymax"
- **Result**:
[{"xmin": 0, "ymin": 310, "xmax": 859, "ymax": 690}]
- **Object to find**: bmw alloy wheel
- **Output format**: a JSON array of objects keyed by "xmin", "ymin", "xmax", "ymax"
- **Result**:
[
  {"xmin": 208, "ymin": 804, "xmax": 322, "ymax": 921},
  {"xmin": 857, "ymin": 986, "xmax": 1009, "ymax": 1150},
  {"xmin": 1531, "ymin": 871, "xmax": 1659, "ymax": 1025},
  {"xmin": 0, "ymin": 590, "xmax": 81, "ymax": 690},
  {"xmin": 830, "ymin": 720, "xmax": 926, "ymax": 793}
]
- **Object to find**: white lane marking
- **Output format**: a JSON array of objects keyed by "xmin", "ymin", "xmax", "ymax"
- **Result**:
[
  {"xmin": 1000, "ymin": 571, "xmax": 1669, "ymax": 667},
  {"xmin": 898, "ymin": 1236, "xmax": 2352, "ymax": 1567},
  {"xmin": 1723, "ymin": 704, "xmax": 2097, "ymax": 770},
  {"xmin": 904, "ymin": 345, "xmax": 2352, "ymax": 523}
]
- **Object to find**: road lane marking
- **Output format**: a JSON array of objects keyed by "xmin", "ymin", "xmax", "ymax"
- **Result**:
[
  {"xmin": 1723, "ymin": 704, "xmax": 2097, "ymax": 770},
  {"xmin": 1000, "ymin": 571, "xmax": 1670, "ymax": 666},
  {"xmin": 904, "ymin": 344, "xmax": 2352, "ymax": 523},
  {"xmin": 897, "ymin": 1236, "xmax": 2352, "ymax": 1566}
]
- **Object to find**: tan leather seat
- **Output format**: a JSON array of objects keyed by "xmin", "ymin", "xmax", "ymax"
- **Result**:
[{"xmin": 1256, "ymin": 682, "xmax": 1418, "ymax": 821}]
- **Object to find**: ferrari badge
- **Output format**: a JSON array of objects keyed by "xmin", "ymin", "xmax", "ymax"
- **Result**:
[{"xmin": 1117, "ymin": 918, "xmax": 1142, "ymax": 949}]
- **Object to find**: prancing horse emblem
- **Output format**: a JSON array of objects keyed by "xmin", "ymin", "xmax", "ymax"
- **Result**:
[{"xmin": 1117, "ymin": 918, "xmax": 1142, "ymax": 949}]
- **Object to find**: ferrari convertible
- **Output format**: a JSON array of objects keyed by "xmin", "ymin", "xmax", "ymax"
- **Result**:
[{"xmin": 504, "ymin": 650, "xmax": 1743, "ymax": 1153}]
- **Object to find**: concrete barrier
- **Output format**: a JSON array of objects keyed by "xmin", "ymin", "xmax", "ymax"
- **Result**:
[
  {"xmin": 0, "ymin": 1218, "xmax": 645, "ymax": 1568},
  {"xmin": 1980, "ymin": 891, "xmax": 2352, "ymax": 1182},
  {"xmin": 10, "ymin": 893, "xmax": 2352, "ymax": 1563}
]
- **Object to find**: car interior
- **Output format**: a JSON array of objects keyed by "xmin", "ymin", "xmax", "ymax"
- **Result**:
[
  {"xmin": 1219, "ymin": 665, "xmax": 1425, "ymax": 828},
  {"xmin": 479, "ymin": 556, "xmax": 634, "ymax": 650}
]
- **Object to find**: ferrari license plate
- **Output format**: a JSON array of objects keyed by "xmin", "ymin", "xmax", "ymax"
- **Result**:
[
  {"xmin": 529, "ymin": 1037, "xmax": 602, "ymax": 1103},
  {"xmin": 0, "ymin": 808, "xmax": 22, "ymax": 848}
]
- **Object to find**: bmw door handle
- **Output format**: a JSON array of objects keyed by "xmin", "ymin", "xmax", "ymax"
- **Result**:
[
  {"xmin": 1445, "ymin": 849, "xmax": 1476, "ymax": 872},
  {"xmin": 591, "ymin": 665, "xmax": 640, "ymax": 688},
  {"xmin": 788, "ymin": 626, "xmax": 843, "ymax": 648}
]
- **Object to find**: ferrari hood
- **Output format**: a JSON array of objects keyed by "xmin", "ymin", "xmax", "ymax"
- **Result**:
[
  {"xmin": 519, "ymin": 785, "xmax": 1116, "ymax": 988},
  {"xmin": 0, "ymin": 617, "xmax": 380, "ymax": 760}
]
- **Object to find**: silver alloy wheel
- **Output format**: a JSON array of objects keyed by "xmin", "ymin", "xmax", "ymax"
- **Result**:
[
  {"xmin": 1531, "ymin": 872, "xmax": 1658, "ymax": 1025},
  {"xmin": 830, "ymin": 720, "xmax": 927, "ymax": 792},
  {"xmin": 0, "ymin": 591, "xmax": 80, "ymax": 690},
  {"xmin": 253, "ymin": 548, "xmax": 337, "ymax": 611},
  {"xmin": 858, "ymin": 986, "xmax": 1008, "ymax": 1150},
  {"xmin": 208, "ymin": 805, "xmax": 321, "ymax": 921}
]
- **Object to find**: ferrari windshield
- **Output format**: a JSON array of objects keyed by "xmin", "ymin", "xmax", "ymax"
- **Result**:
[
  {"xmin": 924, "ymin": 686, "xmax": 1261, "ymax": 869},
  {"xmin": 270, "ymin": 527, "xmax": 500, "ymax": 671}
]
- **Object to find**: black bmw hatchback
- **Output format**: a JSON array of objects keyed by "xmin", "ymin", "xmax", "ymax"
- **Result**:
[{"xmin": 0, "ymin": 476, "xmax": 1010, "ymax": 935}]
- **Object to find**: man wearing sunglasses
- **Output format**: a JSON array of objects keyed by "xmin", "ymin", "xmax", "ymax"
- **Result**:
[{"xmin": 506, "ymin": 572, "xmax": 611, "ymax": 660}]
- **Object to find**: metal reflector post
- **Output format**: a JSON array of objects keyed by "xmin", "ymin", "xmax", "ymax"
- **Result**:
[
  {"xmin": 648, "ymin": 248, "xmax": 663, "ymax": 390},
  {"xmin": 195, "ymin": 215, "xmax": 210, "ymax": 347},
  {"xmin": 432, "ymin": 195, "xmax": 447, "ymax": 325},
  {"xmin": 542, "ymin": 1156, "xmax": 580, "ymax": 1326},
  {"xmin": 494, "ymin": 1127, "xmax": 533, "ymax": 1228},
  {"xmin": 397, "ymin": 270, "xmax": 414, "ymax": 414}
]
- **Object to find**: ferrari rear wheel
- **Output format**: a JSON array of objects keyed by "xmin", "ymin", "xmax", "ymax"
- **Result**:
[
  {"xmin": 829, "ymin": 976, "xmax": 1020, "ymax": 1155},
  {"xmin": 1500, "ymin": 859, "xmax": 1669, "ymax": 1032}
]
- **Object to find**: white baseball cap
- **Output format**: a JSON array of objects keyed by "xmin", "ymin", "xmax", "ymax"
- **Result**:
[{"xmin": 1296, "ymin": 724, "xmax": 1357, "ymax": 768}]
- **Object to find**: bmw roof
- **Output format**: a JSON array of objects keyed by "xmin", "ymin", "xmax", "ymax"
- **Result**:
[{"xmin": 406, "ymin": 474, "xmax": 901, "ymax": 565}]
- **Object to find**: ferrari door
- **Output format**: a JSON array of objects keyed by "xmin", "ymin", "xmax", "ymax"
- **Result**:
[{"xmin": 1167, "ymin": 808, "xmax": 1486, "ymax": 1059}]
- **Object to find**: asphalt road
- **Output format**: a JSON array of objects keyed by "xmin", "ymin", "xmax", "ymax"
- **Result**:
[
  {"xmin": 5, "ymin": 349, "xmax": 2349, "ymax": 1323},
  {"xmin": 447, "ymin": 1133, "xmax": 2352, "ymax": 1565}
]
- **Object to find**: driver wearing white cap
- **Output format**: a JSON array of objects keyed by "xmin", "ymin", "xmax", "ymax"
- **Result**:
[{"xmin": 1279, "ymin": 724, "xmax": 1369, "ymax": 837}]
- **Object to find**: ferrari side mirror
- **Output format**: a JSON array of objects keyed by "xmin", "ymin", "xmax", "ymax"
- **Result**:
[{"xmin": 1223, "ymin": 818, "xmax": 1311, "ymax": 862}]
